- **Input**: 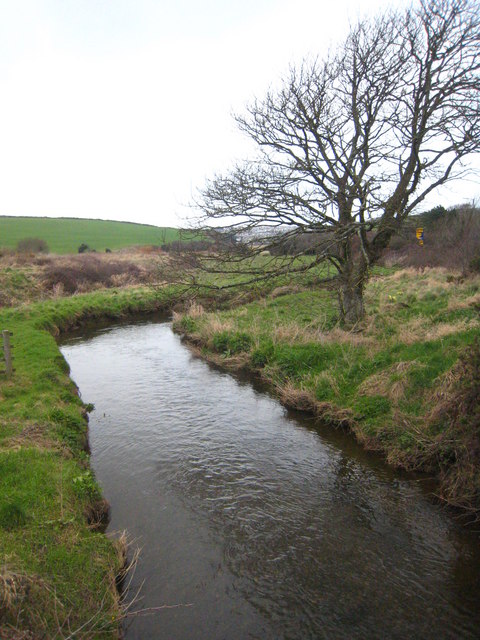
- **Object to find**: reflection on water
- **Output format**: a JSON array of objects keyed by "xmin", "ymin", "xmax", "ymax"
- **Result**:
[{"xmin": 60, "ymin": 322, "xmax": 480, "ymax": 640}]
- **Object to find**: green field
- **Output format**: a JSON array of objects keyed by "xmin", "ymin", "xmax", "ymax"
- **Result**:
[{"xmin": 0, "ymin": 216, "xmax": 190, "ymax": 254}]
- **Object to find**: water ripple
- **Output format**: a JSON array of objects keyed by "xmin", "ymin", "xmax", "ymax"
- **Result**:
[{"xmin": 60, "ymin": 322, "xmax": 480, "ymax": 640}]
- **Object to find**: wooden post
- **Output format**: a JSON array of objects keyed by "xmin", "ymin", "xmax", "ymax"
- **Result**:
[{"xmin": 2, "ymin": 330, "xmax": 12, "ymax": 378}]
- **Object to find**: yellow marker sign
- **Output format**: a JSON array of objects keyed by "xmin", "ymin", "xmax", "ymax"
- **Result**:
[{"xmin": 416, "ymin": 228, "xmax": 424, "ymax": 246}]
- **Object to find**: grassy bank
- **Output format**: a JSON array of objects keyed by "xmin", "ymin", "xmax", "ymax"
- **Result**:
[
  {"xmin": 0, "ymin": 286, "xmax": 176, "ymax": 638},
  {"xmin": 175, "ymin": 268, "xmax": 480, "ymax": 514}
]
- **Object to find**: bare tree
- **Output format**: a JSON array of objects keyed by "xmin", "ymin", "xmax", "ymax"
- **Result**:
[{"xmin": 194, "ymin": 0, "xmax": 480, "ymax": 325}]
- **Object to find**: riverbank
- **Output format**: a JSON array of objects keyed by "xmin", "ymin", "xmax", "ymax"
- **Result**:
[
  {"xmin": 0, "ymin": 250, "xmax": 311, "ymax": 637},
  {"xmin": 174, "ymin": 267, "xmax": 480, "ymax": 515},
  {"xmin": 1, "ymin": 265, "xmax": 479, "ymax": 636},
  {"xmin": 0, "ymin": 287, "xmax": 176, "ymax": 637}
]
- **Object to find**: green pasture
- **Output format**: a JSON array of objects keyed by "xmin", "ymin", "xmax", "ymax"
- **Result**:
[{"xmin": 0, "ymin": 216, "xmax": 191, "ymax": 254}]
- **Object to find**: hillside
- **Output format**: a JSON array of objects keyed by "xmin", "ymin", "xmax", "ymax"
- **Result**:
[{"xmin": 0, "ymin": 216, "xmax": 191, "ymax": 254}]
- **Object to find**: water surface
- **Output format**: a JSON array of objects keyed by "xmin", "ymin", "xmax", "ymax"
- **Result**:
[{"xmin": 60, "ymin": 321, "xmax": 480, "ymax": 640}]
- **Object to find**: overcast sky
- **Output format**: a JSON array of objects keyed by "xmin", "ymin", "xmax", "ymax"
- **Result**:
[{"xmin": 0, "ymin": 0, "xmax": 478, "ymax": 227}]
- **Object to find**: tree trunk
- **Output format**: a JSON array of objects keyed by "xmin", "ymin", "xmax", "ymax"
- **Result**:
[
  {"xmin": 339, "ymin": 276, "xmax": 365, "ymax": 327},
  {"xmin": 337, "ymin": 232, "xmax": 367, "ymax": 327}
]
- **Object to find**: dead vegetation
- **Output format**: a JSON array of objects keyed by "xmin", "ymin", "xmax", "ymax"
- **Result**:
[
  {"xmin": 84, "ymin": 499, "xmax": 111, "ymax": 531},
  {"xmin": 0, "ymin": 251, "xmax": 168, "ymax": 307},
  {"xmin": 424, "ymin": 342, "xmax": 480, "ymax": 514},
  {"xmin": 0, "ymin": 568, "xmax": 65, "ymax": 638},
  {"xmin": 276, "ymin": 380, "xmax": 355, "ymax": 428},
  {"xmin": 358, "ymin": 362, "xmax": 420, "ymax": 403}
]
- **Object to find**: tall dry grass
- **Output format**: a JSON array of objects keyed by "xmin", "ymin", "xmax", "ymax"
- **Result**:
[{"xmin": 0, "ymin": 251, "xmax": 167, "ymax": 306}]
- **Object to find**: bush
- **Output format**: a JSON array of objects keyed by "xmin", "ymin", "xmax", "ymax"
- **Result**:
[
  {"xmin": 78, "ymin": 243, "xmax": 89, "ymax": 253},
  {"xmin": 41, "ymin": 255, "xmax": 146, "ymax": 293},
  {"xmin": 381, "ymin": 206, "xmax": 480, "ymax": 270},
  {"xmin": 16, "ymin": 237, "xmax": 49, "ymax": 254}
]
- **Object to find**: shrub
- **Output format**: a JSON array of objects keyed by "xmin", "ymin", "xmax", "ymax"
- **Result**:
[
  {"xmin": 381, "ymin": 206, "xmax": 480, "ymax": 270},
  {"xmin": 16, "ymin": 237, "xmax": 49, "ymax": 254},
  {"xmin": 78, "ymin": 243, "xmax": 89, "ymax": 253},
  {"xmin": 41, "ymin": 255, "xmax": 146, "ymax": 293}
]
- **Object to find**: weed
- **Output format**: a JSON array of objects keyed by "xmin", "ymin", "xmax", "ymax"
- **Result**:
[
  {"xmin": 251, "ymin": 340, "xmax": 274, "ymax": 368},
  {"xmin": 72, "ymin": 471, "xmax": 101, "ymax": 501},
  {"xmin": 180, "ymin": 315, "xmax": 197, "ymax": 333}
]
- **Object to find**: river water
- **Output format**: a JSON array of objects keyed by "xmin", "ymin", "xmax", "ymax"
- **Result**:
[{"xmin": 60, "ymin": 320, "xmax": 480, "ymax": 640}]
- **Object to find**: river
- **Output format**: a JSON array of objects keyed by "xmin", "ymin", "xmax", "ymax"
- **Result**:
[{"xmin": 60, "ymin": 320, "xmax": 480, "ymax": 640}]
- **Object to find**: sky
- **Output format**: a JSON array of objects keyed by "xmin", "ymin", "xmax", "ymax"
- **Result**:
[{"xmin": 0, "ymin": 0, "xmax": 478, "ymax": 228}]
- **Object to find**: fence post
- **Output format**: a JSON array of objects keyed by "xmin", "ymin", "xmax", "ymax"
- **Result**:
[{"xmin": 2, "ymin": 330, "xmax": 12, "ymax": 378}]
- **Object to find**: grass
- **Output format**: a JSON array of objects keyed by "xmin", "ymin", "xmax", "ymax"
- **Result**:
[
  {"xmin": 175, "ymin": 267, "xmax": 480, "ymax": 513},
  {"xmin": 1, "ymin": 253, "xmax": 479, "ymax": 634},
  {"xmin": 0, "ymin": 286, "xmax": 177, "ymax": 637},
  {"xmin": 0, "ymin": 253, "xmax": 342, "ymax": 635},
  {"xmin": 0, "ymin": 216, "xmax": 196, "ymax": 254}
]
